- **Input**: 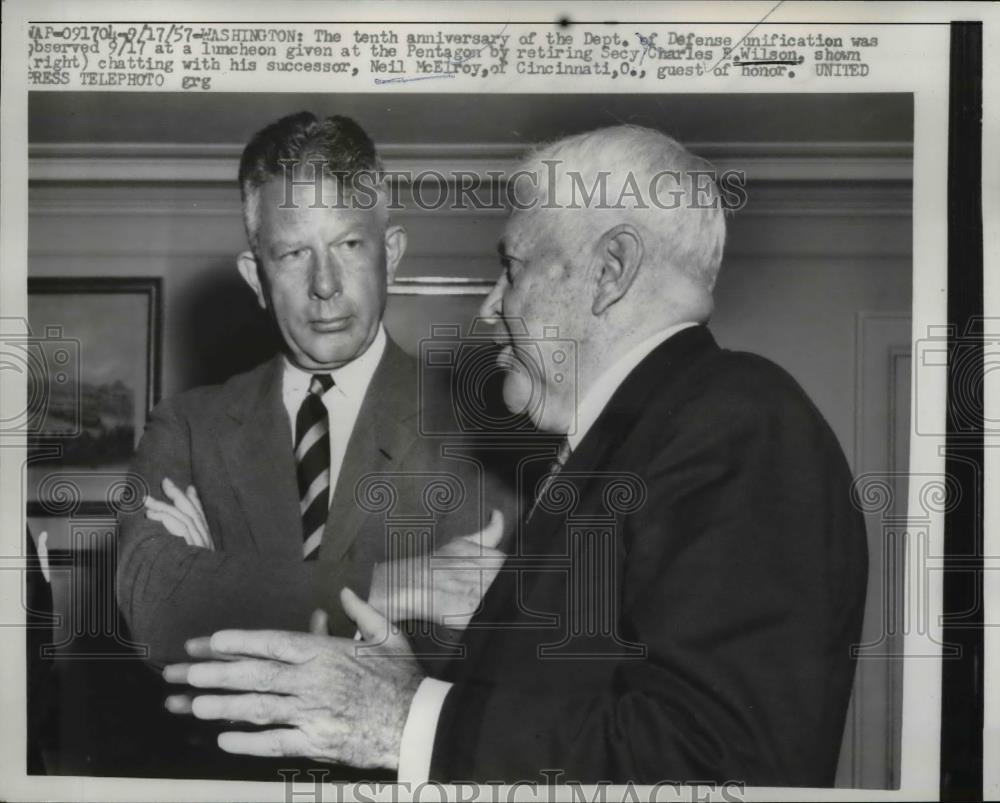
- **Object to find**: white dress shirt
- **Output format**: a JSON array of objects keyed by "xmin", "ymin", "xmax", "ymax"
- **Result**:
[
  {"xmin": 397, "ymin": 321, "xmax": 698, "ymax": 782},
  {"xmin": 281, "ymin": 326, "xmax": 387, "ymax": 506}
]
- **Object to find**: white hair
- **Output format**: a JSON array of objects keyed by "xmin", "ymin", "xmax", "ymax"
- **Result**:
[{"xmin": 512, "ymin": 125, "xmax": 727, "ymax": 291}]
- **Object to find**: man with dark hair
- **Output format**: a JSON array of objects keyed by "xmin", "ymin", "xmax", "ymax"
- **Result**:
[{"xmin": 116, "ymin": 111, "xmax": 507, "ymax": 682}]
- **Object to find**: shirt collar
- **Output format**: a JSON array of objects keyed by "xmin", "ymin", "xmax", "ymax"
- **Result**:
[
  {"xmin": 566, "ymin": 322, "xmax": 698, "ymax": 453},
  {"xmin": 282, "ymin": 325, "xmax": 387, "ymax": 402}
]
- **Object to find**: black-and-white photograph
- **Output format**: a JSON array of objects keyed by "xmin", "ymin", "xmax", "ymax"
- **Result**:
[
  {"xmin": 24, "ymin": 89, "xmax": 913, "ymax": 790},
  {"xmin": 1, "ymin": 4, "xmax": 991, "ymax": 802}
]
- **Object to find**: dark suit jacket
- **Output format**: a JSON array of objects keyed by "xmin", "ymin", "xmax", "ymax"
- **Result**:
[
  {"xmin": 117, "ymin": 339, "xmax": 507, "ymax": 667},
  {"xmin": 430, "ymin": 326, "xmax": 868, "ymax": 787}
]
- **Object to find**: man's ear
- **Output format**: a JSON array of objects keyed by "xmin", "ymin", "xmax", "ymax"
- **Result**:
[
  {"xmin": 236, "ymin": 251, "xmax": 267, "ymax": 310},
  {"xmin": 593, "ymin": 224, "xmax": 644, "ymax": 316},
  {"xmin": 383, "ymin": 225, "xmax": 407, "ymax": 285}
]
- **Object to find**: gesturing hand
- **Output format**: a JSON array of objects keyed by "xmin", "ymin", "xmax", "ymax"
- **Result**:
[
  {"xmin": 163, "ymin": 588, "xmax": 424, "ymax": 770},
  {"xmin": 368, "ymin": 508, "xmax": 507, "ymax": 630},
  {"xmin": 144, "ymin": 477, "xmax": 214, "ymax": 550}
]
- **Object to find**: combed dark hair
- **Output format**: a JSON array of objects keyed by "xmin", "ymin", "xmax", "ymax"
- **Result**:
[{"xmin": 238, "ymin": 112, "xmax": 384, "ymax": 248}]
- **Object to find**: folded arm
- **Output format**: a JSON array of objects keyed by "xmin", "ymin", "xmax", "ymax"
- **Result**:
[
  {"xmin": 117, "ymin": 398, "xmax": 507, "ymax": 667},
  {"xmin": 116, "ymin": 398, "xmax": 371, "ymax": 667}
]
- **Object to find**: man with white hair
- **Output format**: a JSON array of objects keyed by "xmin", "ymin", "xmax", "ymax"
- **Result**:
[{"xmin": 164, "ymin": 125, "xmax": 868, "ymax": 787}]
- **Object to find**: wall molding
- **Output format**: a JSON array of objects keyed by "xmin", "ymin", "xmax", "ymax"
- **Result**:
[
  {"xmin": 29, "ymin": 141, "xmax": 913, "ymax": 184},
  {"xmin": 28, "ymin": 184, "xmax": 914, "ymax": 219},
  {"xmin": 850, "ymin": 310, "xmax": 912, "ymax": 789},
  {"xmin": 389, "ymin": 277, "xmax": 493, "ymax": 296}
]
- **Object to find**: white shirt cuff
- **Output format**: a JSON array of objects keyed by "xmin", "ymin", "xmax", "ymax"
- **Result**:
[{"xmin": 397, "ymin": 677, "xmax": 452, "ymax": 783}]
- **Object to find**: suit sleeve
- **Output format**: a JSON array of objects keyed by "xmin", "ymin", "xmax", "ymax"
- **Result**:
[
  {"xmin": 116, "ymin": 398, "xmax": 373, "ymax": 667},
  {"xmin": 428, "ymin": 382, "xmax": 868, "ymax": 786}
]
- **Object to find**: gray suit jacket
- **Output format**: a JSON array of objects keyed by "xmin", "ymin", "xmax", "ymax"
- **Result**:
[{"xmin": 117, "ymin": 339, "xmax": 506, "ymax": 666}]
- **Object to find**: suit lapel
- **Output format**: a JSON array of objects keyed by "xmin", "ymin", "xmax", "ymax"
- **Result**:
[
  {"xmin": 322, "ymin": 340, "xmax": 420, "ymax": 564},
  {"xmin": 218, "ymin": 356, "xmax": 303, "ymax": 557},
  {"xmin": 456, "ymin": 326, "xmax": 720, "ymax": 676},
  {"xmin": 524, "ymin": 325, "xmax": 720, "ymax": 558}
]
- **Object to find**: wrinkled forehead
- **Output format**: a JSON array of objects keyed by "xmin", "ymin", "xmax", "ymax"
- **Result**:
[
  {"xmin": 256, "ymin": 175, "xmax": 381, "ymax": 230},
  {"xmin": 258, "ymin": 171, "xmax": 349, "ymax": 208},
  {"xmin": 507, "ymin": 207, "xmax": 592, "ymax": 271},
  {"xmin": 502, "ymin": 208, "xmax": 558, "ymax": 255}
]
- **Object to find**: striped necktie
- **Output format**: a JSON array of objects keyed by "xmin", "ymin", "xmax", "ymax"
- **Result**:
[
  {"xmin": 525, "ymin": 438, "xmax": 572, "ymax": 524},
  {"xmin": 295, "ymin": 374, "xmax": 334, "ymax": 560}
]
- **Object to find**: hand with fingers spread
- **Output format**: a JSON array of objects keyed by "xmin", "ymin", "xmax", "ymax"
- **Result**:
[
  {"xmin": 163, "ymin": 588, "xmax": 424, "ymax": 770},
  {"xmin": 368, "ymin": 508, "xmax": 507, "ymax": 630},
  {"xmin": 144, "ymin": 477, "xmax": 214, "ymax": 550}
]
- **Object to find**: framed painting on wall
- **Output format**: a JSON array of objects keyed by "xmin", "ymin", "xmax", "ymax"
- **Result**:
[{"xmin": 24, "ymin": 277, "xmax": 162, "ymax": 516}]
